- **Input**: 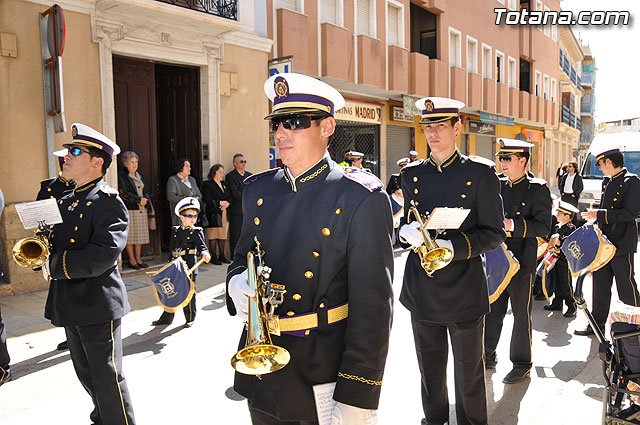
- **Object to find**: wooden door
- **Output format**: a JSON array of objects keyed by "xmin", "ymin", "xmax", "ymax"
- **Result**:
[
  {"xmin": 113, "ymin": 55, "xmax": 161, "ymax": 258},
  {"xmin": 155, "ymin": 64, "xmax": 202, "ymax": 250}
]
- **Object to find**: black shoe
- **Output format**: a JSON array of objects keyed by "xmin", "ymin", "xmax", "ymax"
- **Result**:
[
  {"xmin": 128, "ymin": 263, "xmax": 141, "ymax": 270},
  {"xmin": 574, "ymin": 326, "xmax": 603, "ymax": 336},
  {"xmin": 564, "ymin": 307, "xmax": 577, "ymax": 317},
  {"xmin": 534, "ymin": 293, "xmax": 547, "ymax": 301},
  {"xmin": 502, "ymin": 368, "xmax": 530, "ymax": 384},
  {"xmin": 544, "ymin": 303, "xmax": 562, "ymax": 311},
  {"xmin": 219, "ymin": 255, "xmax": 231, "ymax": 264},
  {"xmin": 138, "ymin": 262, "xmax": 149, "ymax": 268},
  {"xmin": 185, "ymin": 320, "xmax": 194, "ymax": 327},
  {"xmin": 152, "ymin": 318, "xmax": 173, "ymax": 326},
  {"xmin": 211, "ymin": 256, "xmax": 222, "ymax": 265},
  {"xmin": 0, "ymin": 368, "xmax": 11, "ymax": 386},
  {"xmin": 56, "ymin": 340, "xmax": 68, "ymax": 351}
]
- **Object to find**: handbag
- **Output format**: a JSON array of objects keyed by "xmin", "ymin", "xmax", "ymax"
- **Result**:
[{"xmin": 148, "ymin": 199, "xmax": 157, "ymax": 231}]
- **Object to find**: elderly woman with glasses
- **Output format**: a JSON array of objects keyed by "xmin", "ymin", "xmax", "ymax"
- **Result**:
[
  {"xmin": 118, "ymin": 151, "xmax": 150, "ymax": 269},
  {"xmin": 166, "ymin": 158, "xmax": 203, "ymax": 227}
]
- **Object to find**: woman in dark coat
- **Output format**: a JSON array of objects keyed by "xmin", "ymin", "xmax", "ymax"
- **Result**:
[{"xmin": 202, "ymin": 164, "xmax": 231, "ymax": 265}]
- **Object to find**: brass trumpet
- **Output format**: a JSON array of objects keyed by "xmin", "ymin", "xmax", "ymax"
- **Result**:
[
  {"xmin": 408, "ymin": 203, "xmax": 453, "ymax": 276},
  {"xmin": 231, "ymin": 237, "xmax": 290, "ymax": 376},
  {"xmin": 12, "ymin": 222, "xmax": 52, "ymax": 271}
]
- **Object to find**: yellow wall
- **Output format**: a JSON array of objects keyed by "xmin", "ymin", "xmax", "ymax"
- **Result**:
[
  {"xmin": 0, "ymin": 1, "xmax": 102, "ymax": 203},
  {"xmin": 220, "ymin": 44, "xmax": 270, "ymax": 175}
]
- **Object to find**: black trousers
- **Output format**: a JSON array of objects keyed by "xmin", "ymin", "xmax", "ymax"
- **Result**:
[
  {"xmin": 484, "ymin": 272, "xmax": 533, "ymax": 370},
  {"xmin": 550, "ymin": 257, "xmax": 575, "ymax": 308},
  {"xmin": 229, "ymin": 213, "xmax": 244, "ymax": 255},
  {"xmin": 411, "ymin": 314, "xmax": 487, "ymax": 425},
  {"xmin": 560, "ymin": 193, "xmax": 579, "ymax": 207},
  {"xmin": 157, "ymin": 277, "xmax": 197, "ymax": 323},
  {"xmin": 0, "ymin": 305, "xmax": 9, "ymax": 370},
  {"xmin": 65, "ymin": 319, "xmax": 135, "ymax": 425},
  {"xmin": 249, "ymin": 404, "xmax": 319, "ymax": 425},
  {"xmin": 592, "ymin": 254, "xmax": 640, "ymax": 329}
]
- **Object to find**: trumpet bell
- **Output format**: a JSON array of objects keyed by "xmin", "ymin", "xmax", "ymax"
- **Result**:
[
  {"xmin": 417, "ymin": 245, "xmax": 454, "ymax": 275},
  {"xmin": 12, "ymin": 237, "xmax": 49, "ymax": 269},
  {"xmin": 231, "ymin": 344, "xmax": 291, "ymax": 375}
]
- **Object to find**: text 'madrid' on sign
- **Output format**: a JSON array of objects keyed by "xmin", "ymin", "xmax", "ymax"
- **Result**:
[{"xmin": 335, "ymin": 100, "xmax": 382, "ymax": 125}]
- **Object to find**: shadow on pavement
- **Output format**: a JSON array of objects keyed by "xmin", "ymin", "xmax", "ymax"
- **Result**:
[
  {"xmin": 202, "ymin": 293, "xmax": 226, "ymax": 311},
  {"xmin": 488, "ymin": 376, "xmax": 531, "ymax": 424}
]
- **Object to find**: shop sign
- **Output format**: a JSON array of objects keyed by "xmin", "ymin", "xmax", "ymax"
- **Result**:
[
  {"xmin": 402, "ymin": 95, "xmax": 422, "ymax": 116},
  {"xmin": 480, "ymin": 112, "xmax": 514, "ymax": 126},
  {"xmin": 468, "ymin": 120, "xmax": 496, "ymax": 136},
  {"xmin": 521, "ymin": 128, "xmax": 544, "ymax": 142},
  {"xmin": 391, "ymin": 106, "xmax": 414, "ymax": 123},
  {"xmin": 335, "ymin": 100, "xmax": 382, "ymax": 124}
]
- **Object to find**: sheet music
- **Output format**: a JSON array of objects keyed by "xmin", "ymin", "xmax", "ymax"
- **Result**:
[
  {"xmin": 425, "ymin": 207, "xmax": 470, "ymax": 230},
  {"xmin": 312, "ymin": 382, "xmax": 337, "ymax": 425},
  {"xmin": 14, "ymin": 198, "xmax": 63, "ymax": 229}
]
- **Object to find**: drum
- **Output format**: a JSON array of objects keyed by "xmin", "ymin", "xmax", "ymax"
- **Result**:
[
  {"xmin": 537, "ymin": 237, "xmax": 549, "ymax": 260},
  {"xmin": 536, "ymin": 248, "xmax": 559, "ymax": 300},
  {"xmin": 485, "ymin": 243, "xmax": 521, "ymax": 304},
  {"xmin": 560, "ymin": 223, "xmax": 617, "ymax": 278}
]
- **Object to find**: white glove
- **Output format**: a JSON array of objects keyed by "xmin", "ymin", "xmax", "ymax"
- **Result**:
[
  {"xmin": 399, "ymin": 222, "xmax": 424, "ymax": 248},
  {"xmin": 435, "ymin": 239, "xmax": 454, "ymax": 257},
  {"xmin": 42, "ymin": 259, "xmax": 51, "ymax": 281},
  {"xmin": 228, "ymin": 270, "xmax": 254, "ymax": 321},
  {"xmin": 330, "ymin": 402, "xmax": 378, "ymax": 425}
]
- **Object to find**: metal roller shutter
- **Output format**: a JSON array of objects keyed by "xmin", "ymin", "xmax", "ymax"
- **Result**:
[{"xmin": 385, "ymin": 124, "xmax": 411, "ymax": 183}]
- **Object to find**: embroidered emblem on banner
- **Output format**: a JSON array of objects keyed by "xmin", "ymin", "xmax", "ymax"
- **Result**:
[
  {"xmin": 569, "ymin": 241, "xmax": 584, "ymax": 260},
  {"xmin": 161, "ymin": 280, "xmax": 177, "ymax": 298}
]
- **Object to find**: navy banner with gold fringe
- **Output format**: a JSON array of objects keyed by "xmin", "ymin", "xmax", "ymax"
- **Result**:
[
  {"xmin": 485, "ymin": 243, "xmax": 521, "ymax": 304},
  {"xmin": 149, "ymin": 258, "xmax": 195, "ymax": 313},
  {"xmin": 560, "ymin": 224, "xmax": 616, "ymax": 278}
]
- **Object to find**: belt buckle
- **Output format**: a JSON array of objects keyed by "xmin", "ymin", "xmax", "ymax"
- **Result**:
[{"xmin": 267, "ymin": 315, "xmax": 281, "ymax": 336}]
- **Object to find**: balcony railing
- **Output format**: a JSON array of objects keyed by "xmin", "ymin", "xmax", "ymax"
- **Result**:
[
  {"xmin": 581, "ymin": 71, "xmax": 595, "ymax": 87},
  {"xmin": 570, "ymin": 67, "xmax": 577, "ymax": 85},
  {"xmin": 581, "ymin": 99, "xmax": 595, "ymax": 116},
  {"xmin": 562, "ymin": 56, "xmax": 570, "ymax": 75},
  {"xmin": 576, "ymin": 116, "xmax": 582, "ymax": 131},
  {"xmin": 154, "ymin": 0, "xmax": 238, "ymax": 19},
  {"xmin": 561, "ymin": 104, "xmax": 577, "ymax": 127},
  {"xmin": 580, "ymin": 132, "xmax": 594, "ymax": 147},
  {"xmin": 577, "ymin": 75, "xmax": 581, "ymax": 87}
]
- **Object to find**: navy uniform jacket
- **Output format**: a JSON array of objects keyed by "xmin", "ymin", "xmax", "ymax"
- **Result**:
[
  {"xmin": 226, "ymin": 154, "xmax": 394, "ymax": 421},
  {"xmin": 596, "ymin": 168, "xmax": 640, "ymax": 256},
  {"xmin": 502, "ymin": 175, "xmax": 552, "ymax": 275},
  {"xmin": 551, "ymin": 221, "xmax": 576, "ymax": 260},
  {"xmin": 170, "ymin": 225, "xmax": 208, "ymax": 274},
  {"xmin": 36, "ymin": 174, "xmax": 76, "ymax": 201},
  {"xmin": 399, "ymin": 150, "xmax": 506, "ymax": 323},
  {"xmin": 45, "ymin": 177, "xmax": 131, "ymax": 327}
]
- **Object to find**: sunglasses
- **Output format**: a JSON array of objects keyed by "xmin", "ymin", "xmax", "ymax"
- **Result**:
[
  {"xmin": 269, "ymin": 115, "xmax": 325, "ymax": 132},
  {"xmin": 498, "ymin": 155, "xmax": 513, "ymax": 162},
  {"xmin": 181, "ymin": 214, "xmax": 198, "ymax": 219},
  {"xmin": 69, "ymin": 147, "xmax": 91, "ymax": 156},
  {"xmin": 239, "ymin": 160, "xmax": 247, "ymax": 164}
]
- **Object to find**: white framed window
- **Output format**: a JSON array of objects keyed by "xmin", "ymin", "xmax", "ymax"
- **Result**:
[
  {"xmin": 320, "ymin": 0, "xmax": 337, "ymax": 24},
  {"xmin": 466, "ymin": 36, "xmax": 478, "ymax": 74},
  {"xmin": 449, "ymin": 27, "xmax": 461, "ymax": 67},
  {"xmin": 536, "ymin": 0, "xmax": 543, "ymax": 31},
  {"xmin": 495, "ymin": 50, "xmax": 505, "ymax": 83},
  {"xmin": 508, "ymin": 56, "xmax": 517, "ymax": 88},
  {"xmin": 356, "ymin": 0, "xmax": 375, "ymax": 37},
  {"xmin": 551, "ymin": 18, "xmax": 557, "ymax": 41},
  {"xmin": 508, "ymin": 0, "xmax": 517, "ymax": 10},
  {"xmin": 482, "ymin": 44, "xmax": 492, "ymax": 79},
  {"xmin": 543, "ymin": 5, "xmax": 551, "ymax": 36},
  {"xmin": 535, "ymin": 70, "xmax": 542, "ymax": 97},
  {"xmin": 276, "ymin": 0, "xmax": 300, "ymax": 12},
  {"xmin": 543, "ymin": 74, "xmax": 550, "ymax": 100},
  {"xmin": 551, "ymin": 78, "xmax": 557, "ymax": 102},
  {"xmin": 386, "ymin": 1, "xmax": 404, "ymax": 47}
]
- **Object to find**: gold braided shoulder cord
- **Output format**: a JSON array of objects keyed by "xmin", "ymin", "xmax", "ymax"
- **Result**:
[
  {"xmin": 461, "ymin": 232, "xmax": 471, "ymax": 260},
  {"xmin": 300, "ymin": 164, "xmax": 328, "ymax": 183},
  {"xmin": 63, "ymin": 250, "xmax": 70, "ymax": 279},
  {"xmin": 338, "ymin": 372, "xmax": 382, "ymax": 386}
]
